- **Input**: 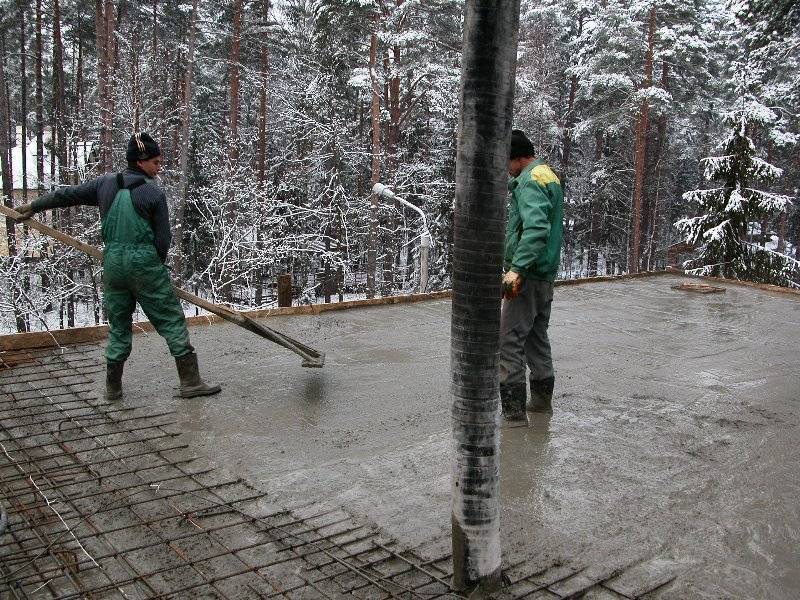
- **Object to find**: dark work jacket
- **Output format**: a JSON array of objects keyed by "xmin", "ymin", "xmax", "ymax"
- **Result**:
[{"xmin": 31, "ymin": 168, "xmax": 171, "ymax": 263}]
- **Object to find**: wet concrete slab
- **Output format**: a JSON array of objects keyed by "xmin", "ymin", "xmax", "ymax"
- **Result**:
[{"xmin": 89, "ymin": 275, "xmax": 800, "ymax": 598}]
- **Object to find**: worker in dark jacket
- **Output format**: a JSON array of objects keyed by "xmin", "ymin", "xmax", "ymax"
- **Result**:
[
  {"xmin": 500, "ymin": 130, "xmax": 563, "ymax": 420},
  {"xmin": 14, "ymin": 133, "xmax": 221, "ymax": 401}
]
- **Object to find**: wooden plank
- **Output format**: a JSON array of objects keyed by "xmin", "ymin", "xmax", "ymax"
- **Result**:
[
  {"xmin": 0, "ymin": 290, "xmax": 454, "ymax": 352},
  {"xmin": 671, "ymin": 283, "xmax": 726, "ymax": 294}
]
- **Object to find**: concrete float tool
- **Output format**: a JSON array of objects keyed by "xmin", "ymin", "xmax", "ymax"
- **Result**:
[{"xmin": 0, "ymin": 204, "xmax": 325, "ymax": 368}]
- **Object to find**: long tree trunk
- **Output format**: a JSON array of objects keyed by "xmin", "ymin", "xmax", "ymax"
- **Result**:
[
  {"xmin": 18, "ymin": 0, "xmax": 28, "ymax": 203},
  {"xmin": 97, "ymin": 0, "xmax": 115, "ymax": 172},
  {"xmin": 588, "ymin": 130, "xmax": 603, "ymax": 276},
  {"xmin": 228, "ymin": 0, "xmax": 242, "ymax": 170},
  {"xmin": 254, "ymin": 0, "xmax": 270, "ymax": 306},
  {"xmin": 221, "ymin": 0, "xmax": 243, "ymax": 303},
  {"xmin": 52, "ymin": 0, "xmax": 76, "ymax": 328},
  {"xmin": 256, "ymin": 0, "xmax": 270, "ymax": 187},
  {"xmin": 172, "ymin": 0, "xmax": 199, "ymax": 283},
  {"xmin": 559, "ymin": 14, "xmax": 582, "ymax": 194},
  {"xmin": 451, "ymin": 0, "xmax": 520, "ymax": 592},
  {"xmin": 1, "ymin": 29, "xmax": 26, "ymax": 332},
  {"xmin": 35, "ymin": 0, "xmax": 44, "ymax": 191},
  {"xmin": 0, "ymin": 30, "xmax": 16, "ymax": 254},
  {"xmin": 644, "ymin": 61, "xmax": 669, "ymax": 270},
  {"xmin": 366, "ymin": 29, "xmax": 381, "ymax": 299},
  {"xmin": 53, "ymin": 0, "xmax": 67, "ymax": 185},
  {"xmin": 629, "ymin": 5, "xmax": 656, "ymax": 273}
]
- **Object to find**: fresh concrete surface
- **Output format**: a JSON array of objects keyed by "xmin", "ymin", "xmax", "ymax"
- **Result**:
[{"xmin": 90, "ymin": 275, "xmax": 800, "ymax": 598}]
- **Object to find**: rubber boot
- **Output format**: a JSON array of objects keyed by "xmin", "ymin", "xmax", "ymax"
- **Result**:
[
  {"xmin": 105, "ymin": 362, "xmax": 124, "ymax": 401},
  {"xmin": 528, "ymin": 376, "xmax": 554, "ymax": 414},
  {"xmin": 175, "ymin": 352, "xmax": 221, "ymax": 398},
  {"xmin": 500, "ymin": 383, "xmax": 527, "ymax": 421}
]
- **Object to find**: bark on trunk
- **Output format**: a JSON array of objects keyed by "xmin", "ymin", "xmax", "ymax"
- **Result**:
[
  {"xmin": 221, "ymin": 0, "xmax": 243, "ymax": 303},
  {"xmin": 629, "ymin": 5, "xmax": 656, "ymax": 274},
  {"xmin": 367, "ymin": 29, "xmax": 381, "ymax": 299},
  {"xmin": 254, "ymin": 0, "xmax": 270, "ymax": 305},
  {"xmin": 644, "ymin": 61, "xmax": 668, "ymax": 269},
  {"xmin": 35, "ymin": 0, "xmax": 44, "ymax": 190},
  {"xmin": 451, "ymin": 0, "xmax": 520, "ymax": 592},
  {"xmin": 172, "ymin": 0, "xmax": 199, "ymax": 282},
  {"xmin": 53, "ymin": 0, "xmax": 68, "ymax": 185},
  {"xmin": 18, "ymin": 0, "xmax": 28, "ymax": 202},
  {"xmin": 97, "ymin": 0, "xmax": 116, "ymax": 172},
  {"xmin": 588, "ymin": 130, "xmax": 603, "ymax": 276},
  {"xmin": 0, "ymin": 30, "xmax": 16, "ymax": 255}
]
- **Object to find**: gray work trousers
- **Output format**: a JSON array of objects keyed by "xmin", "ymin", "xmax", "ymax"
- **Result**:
[{"xmin": 499, "ymin": 278, "xmax": 555, "ymax": 386}]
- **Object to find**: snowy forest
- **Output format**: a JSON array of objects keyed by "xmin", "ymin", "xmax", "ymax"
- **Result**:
[{"xmin": 0, "ymin": 0, "xmax": 798, "ymax": 333}]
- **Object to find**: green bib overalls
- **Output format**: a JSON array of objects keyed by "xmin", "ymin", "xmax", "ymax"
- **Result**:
[{"xmin": 101, "ymin": 174, "xmax": 193, "ymax": 363}]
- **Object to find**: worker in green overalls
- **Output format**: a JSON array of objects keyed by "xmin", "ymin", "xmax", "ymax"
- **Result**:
[{"xmin": 15, "ymin": 133, "xmax": 221, "ymax": 401}]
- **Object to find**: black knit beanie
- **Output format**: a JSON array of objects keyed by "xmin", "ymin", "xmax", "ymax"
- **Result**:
[
  {"xmin": 126, "ymin": 132, "xmax": 161, "ymax": 163},
  {"xmin": 509, "ymin": 129, "xmax": 536, "ymax": 159}
]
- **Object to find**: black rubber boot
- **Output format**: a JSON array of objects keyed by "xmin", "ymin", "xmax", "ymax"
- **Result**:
[
  {"xmin": 105, "ymin": 362, "xmax": 124, "ymax": 401},
  {"xmin": 175, "ymin": 352, "xmax": 221, "ymax": 398},
  {"xmin": 500, "ymin": 383, "xmax": 527, "ymax": 421},
  {"xmin": 528, "ymin": 376, "xmax": 555, "ymax": 413}
]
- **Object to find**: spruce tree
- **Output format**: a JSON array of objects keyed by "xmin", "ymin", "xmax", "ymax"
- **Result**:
[{"xmin": 676, "ymin": 63, "xmax": 798, "ymax": 287}]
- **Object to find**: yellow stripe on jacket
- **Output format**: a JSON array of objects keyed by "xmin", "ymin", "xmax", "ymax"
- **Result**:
[{"xmin": 531, "ymin": 164, "xmax": 560, "ymax": 187}]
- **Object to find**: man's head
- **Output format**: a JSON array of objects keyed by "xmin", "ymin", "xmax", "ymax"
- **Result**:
[
  {"xmin": 126, "ymin": 132, "xmax": 162, "ymax": 177},
  {"xmin": 508, "ymin": 129, "xmax": 536, "ymax": 177}
]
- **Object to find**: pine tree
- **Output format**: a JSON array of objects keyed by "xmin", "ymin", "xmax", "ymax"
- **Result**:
[{"xmin": 676, "ymin": 63, "xmax": 798, "ymax": 287}]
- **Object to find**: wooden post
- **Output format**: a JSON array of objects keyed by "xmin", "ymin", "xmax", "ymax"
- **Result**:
[{"xmin": 277, "ymin": 274, "xmax": 292, "ymax": 307}]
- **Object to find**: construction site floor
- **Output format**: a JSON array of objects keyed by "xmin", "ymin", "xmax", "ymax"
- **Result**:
[{"xmin": 2, "ymin": 274, "xmax": 799, "ymax": 598}]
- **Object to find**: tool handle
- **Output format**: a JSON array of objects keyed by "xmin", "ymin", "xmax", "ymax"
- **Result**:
[
  {"xmin": 0, "ymin": 204, "xmax": 103, "ymax": 260},
  {"xmin": 0, "ymin": 204, "xmax": 324, "ymax": 366}
]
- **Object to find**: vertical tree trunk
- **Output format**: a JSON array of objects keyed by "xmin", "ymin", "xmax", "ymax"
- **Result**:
[
  {"xmin": 380, "ymin": 3, "xmax": 405, "ymax": 296},
  {"xmin": 776, "ymin": 212, "xmax": 786, "ymax": 254},
  {"xmin": 1, "ymin": 29, "xmax": 27, "ymax": 333},
  {"xmin": 131, "ymin": 31, "xmax": 141, "ymax": 132},
  {"xmin": 588, "ymin": 131, "xmax": 603, "ymax": 276},
  {"xmin": 0, "ymin": 30, "xmax": 16, "ymax": 255},
  {"xmin": 35, "ymin": 0, "xmax": 44, "ymax": 191},
  {"xmin": 97, "ymin": 0, "xmax": 116, "ymax": 172},
  {"xmin": 762, "ymin": 141, "xmax": 774, "ymax": 248},
  {"xmin": 18, "ymin": 0, "xmax": 28, "ymax": 203},
  {"xmin": 366, "ymin": 29, "xmax": 381, "ymax": 299},
  {"xmin": 53, "ymin": 0, "xmax": 68, "ymax": 184},
  {"xmin": 256, "ymin": 0, "xmax": 270, "ymax": 187},
  {"xmin": 34, "ymin": 0, "xmax": 51, "ymax": 302},
  {"xmin": 560, "ymin": 74, "xmax": 577, "ymax": 189},
  {"xmin": 559, "ymin": 13, "xmax": 582, "ymax": 194},
  {"xmin": 451, "ymin": 0, "xmax": 520, "ymax": 592},
  {"xmin": 172, "ymin": 0, "xmax": 199, "ymax": 282},
  {"xmin": 221, "ymin": 0, "xmax": 243, "ymax": 303},
  {"xmin": 76, "ymin": 21, "xmax": 85, "ymax": 147},
  {"xmin": 228, "ymin": 0, "xmax": 242, "ymax": 171},
  {"xmin": 644, "ymin": 61, "xmax": 669, "ymax": 270},
  {"xmin": 254, "ymin": 0, "xmax": 270, "ymax": 306},
  {"xmin": 629, "ymin": 5, "xmax": 656, "ymax": 273}
]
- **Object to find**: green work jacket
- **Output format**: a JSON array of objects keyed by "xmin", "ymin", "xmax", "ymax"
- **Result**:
[{"xmin": 504, "ymin": 158, "xmax": 564, "ymax": 282}]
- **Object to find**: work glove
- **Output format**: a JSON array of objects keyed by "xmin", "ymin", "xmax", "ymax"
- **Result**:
[
  {"xmin": 13, "ymin": 203, "xmax": 35, "ymax": 222},
  {"xmin": 502, "ymin": 270, "xmax": 522, "ymax": 299}
]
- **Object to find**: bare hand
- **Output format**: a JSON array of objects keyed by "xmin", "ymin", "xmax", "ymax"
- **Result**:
[
  {"xmin": 13, "ymin": 204, "xmax": 35, "ymax": 222},
  {"xmin": 502, "ymin": 271, "xmax": 522, "ymax": 299}
]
